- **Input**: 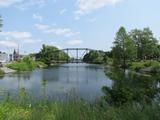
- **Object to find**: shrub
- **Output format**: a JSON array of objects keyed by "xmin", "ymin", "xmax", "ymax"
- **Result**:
[
  {"xmin": 0, "ymin": 98, "xmax": 159, "ymax": 120},
  {"xmin": 0, "ymin": 69, "xmax": 4, "ymax": 76},
  {"xmin": 130, "ymin": 60, "xmax": 160, "ymax": 72},
  {"xmin": 7, "ymin": 57, "xmax": 47, "ymax": 71},
  {"xmin": 130, "ymin": 62, "xmax": 145, "ymax": 71}
]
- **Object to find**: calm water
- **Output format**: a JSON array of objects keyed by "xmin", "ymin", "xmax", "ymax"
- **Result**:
[{"xmin": 0, "ymin": 63, "xmax": 112, "ymax": 101}]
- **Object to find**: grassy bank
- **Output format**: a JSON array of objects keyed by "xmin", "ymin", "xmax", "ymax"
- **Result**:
[
  {"xmin": 0, "ymin": 69, "xmax": 4, "ymax": 76},
  {"xmin": 0, "ymin": 99, "xmax": 159, "ymax": 120},
  {"xmin": 7, "ymin": 57, "xmax": 47, "ymax": 71},
  {"xmin": 130, "ymin": 60, "xmax": 160, "ymax": 73}
]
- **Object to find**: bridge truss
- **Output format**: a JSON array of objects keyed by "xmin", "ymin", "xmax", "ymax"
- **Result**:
[{"xmin": 51, "ymin": 48, "xmax": 103, "ymax": 63}]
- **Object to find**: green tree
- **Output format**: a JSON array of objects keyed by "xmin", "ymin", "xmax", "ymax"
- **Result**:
[
  {"xmin": 130, "ymin": 28, "xmax": 159, "ymax": 60},
  {"xmin": 39, "ymin": 44, "xmax": 69, "ymax": 66},
  {"xmin": 112, "ymin": 27, "xmax": 136, "ymax": 69},
  {"xmin": 40, "ymin": 44, "xmax": 59, "ymax": 66},
  {"xmin": 83, "ymin": 51, "xmax": 105, "ymax": 64},
  {"xmin": 102, "ymin": 68, "xmax": 160, "ymax": 106}
]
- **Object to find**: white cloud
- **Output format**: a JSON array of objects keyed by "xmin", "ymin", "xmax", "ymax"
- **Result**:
[
  {"xmin": 0, "ymin": 0, "xmax": 47, "ymax": 9},
  {"xmin": 67, "ymin": 39, "xmax": 83, "ymax": 46},
  {"xmin": 0, "ymin": 40, "xmax": 18, "ymax": 48},
  {"xmin": 35, "ymin": 24, "xmax": 80, "ymax": 37},
  {"xmin": 0, "ymin": 31, "xmax": 39, "ymax": 47},
  {"xmin": 0, "ymin": 0, "xmax": 23, "ymax": 7},
  {"xmin": 33, "ymin": 14, "xmax": 43, "ymax": 22},
  {"xmin": 75, "ymin": 0, "xmax": 121, "ymax": 18},
  {"xmin": 16, "ymin": 0, "xmax": 46, "ymax": 10},
  {"xmin": 59, "ymin": 9, "xmax": 67, "ymax": 15},
  {"xmin": 0, "ymin": 31, "xmax": 32, "ymax": 39}
]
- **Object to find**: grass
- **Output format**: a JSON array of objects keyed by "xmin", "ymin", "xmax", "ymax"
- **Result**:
[
  {"xmin": 0, "ymin": 69, "xmax": 4, "ymax": 76},
  {"xmin": 0, "ymin": 98, "xmax": 159, "ymax": 120},
  {"xmin": 130, "ymin": 60, "xmax": 160, "ymax": 73},
  {"xmin": 6, "ymin": 57, "xmax": 47, "ymax": 71}
]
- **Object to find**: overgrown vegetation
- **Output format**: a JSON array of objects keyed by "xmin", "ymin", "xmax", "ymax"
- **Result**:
[
  {"xmin": 36, "ymin": 44, "xmax": 70, "ymax": 66},
  {"xmin": 111, "ymin": 27, "xmax": 160, "ymax": 71},
  {"xmin": 82, "ymin": 27, "xmax": 160, "ymax": 72},
  {"xmin": 0, "ymin": 67, "xmax": 159, "ymax": 120},
  {"xmin": 103, "ymin": 67, "xmax": 160, "ymax": 106},
  {"xmin": 130, "ymin": 60, "xmax": 160, "ymax": 73},
  {"xmin": 0, "ymin": 69, "xmax": 4, "ymax": 76},
  {"xmin": 0, "ymin": 98, "xmax": 159, "ymax": 120},
  {"xmin": 83, "ymin": 51, "xmax": 107, "ymax": 64},
  {"xmin": 7, "ymin": 57, "xmax": 47, "ymax": 71}
]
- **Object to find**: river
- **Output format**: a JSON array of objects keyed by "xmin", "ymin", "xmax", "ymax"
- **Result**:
[{"xmin": 0, "ymin": 63, "xmax": 113, "ymax": 101}]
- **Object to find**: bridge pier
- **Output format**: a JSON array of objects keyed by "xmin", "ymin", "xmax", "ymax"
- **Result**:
[
  {"xmin": 67, "ymin": 49, "xmax": 69, "ymax": 63},
  {"xmin": 76, "ymin": 48, "xmax": 78, "ymax": 63}
]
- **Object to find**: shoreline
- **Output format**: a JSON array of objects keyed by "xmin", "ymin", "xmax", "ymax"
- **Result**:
[{"xmin": 0, "ymin": 67, "xmax": 16, "ymax": 74}]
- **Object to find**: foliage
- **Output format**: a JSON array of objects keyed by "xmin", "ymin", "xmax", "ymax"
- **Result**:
[
  {"xmin": 7, "ymin": 56, "xmax": 47, "ymax": 71},
  {"xmin": 0, "ymin": 98, "xmax": 159, "ymax": 120},
  {"xmin": 83, "ymin": 51, "xmax": 106, "ymax": 64},
  {"xmin": 102, "ymin": 84, "xmax": 134, "ymax": 106},
  {"xmin": 0, "ymin": 69, "xmax": 4, "ymax": 76},
  {"xmin": 106, "ymin": 58, "xmax": 113, "ymax": 65},
  {"xmin": 38, "ymin": 44, "xmax": 69, "ymax": 66},
  {"xmin": 130, "ymin": 62, "xmax": 146, "ymax": 71},
  {"xmin": 130, "ymin": 60, "xmax": 160, "ymax": 73},
  {"xmin": 112, "ymin": 27, "xmax": 136, "ymax": 68},
  {"xmin": 103, "ymin": 68, "xmax": 160, "ymax": 106},
  {"xmin": 111, "ymin": 27, "xmax": 160, "ymax": 72},
  {"xmin": 130, "ymin": 28, "xmax": 160, "ymax": 60}
]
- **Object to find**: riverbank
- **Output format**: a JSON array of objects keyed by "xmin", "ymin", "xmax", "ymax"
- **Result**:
[
  {"xmin": 0, "ymin": 99, "xmax": 159, "ymax": 120},
  {"xmin": 129, "ymin": 60, "xmax": 160, "ymax": 74},
  {"xmin": 0, "ymin": 63, "xmax": 159, "ymax": 120},
  {"xmin": 0, "ymin": 67, "xmax": 16, "ymax": 74},
  {"xmin": 0, "ymin": 69, "xmax": 5, "ymax": 76},
  {"xmin": 104, "ymin": 59, "xmax": 160, "ymax": 74},
  {"xmin": 6, "ymin": 57, "xmax": 47, "ymax": 71}
]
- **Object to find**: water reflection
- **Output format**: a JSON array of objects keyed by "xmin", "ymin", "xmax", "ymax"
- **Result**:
[
  {"xmin": 104, "ymin": 67, "xmax": 160, "ymax": 104},
  {"xmin": 0, "ymin": 63, "xmax": 112, "ymax": 101}
]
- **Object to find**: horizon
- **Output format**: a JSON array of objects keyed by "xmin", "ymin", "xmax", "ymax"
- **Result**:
[{"xmin": 0, "ymin": 0, "xmax": 160, "ymax": 54}]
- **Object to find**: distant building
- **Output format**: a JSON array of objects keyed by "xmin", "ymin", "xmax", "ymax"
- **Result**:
[
  {"xmin": 9, "ymin": 54, "xmax": 13, "ymax": 61},
  {"xmin": 13, "ymin": 49, "xmax": 19, "ymax": 61},
  {"xmin": 0, "ymin": 51, "xmax": 8, "ymax": 63}
]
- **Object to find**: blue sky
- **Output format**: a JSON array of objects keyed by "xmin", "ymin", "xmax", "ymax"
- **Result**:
[{"xmin": 0, "ymin": 0, "xmax": 160, "ymax": 54}]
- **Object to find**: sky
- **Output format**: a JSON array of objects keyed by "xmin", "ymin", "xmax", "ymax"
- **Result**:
[{"xmin": 0, "ymin": 0, "xmax": 160, "ymax": 54}]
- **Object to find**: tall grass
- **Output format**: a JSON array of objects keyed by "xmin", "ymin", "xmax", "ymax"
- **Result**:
[
  {"xmin": 0, "ymin": 98, "xmax": 159, "ymax": 120},
  {"xmin": 130, "ymin": 60, "xmax": 160, "ymax": 73},
  {"xmin": 0, "ymin": 69, "xmax": 4, "ymax": 76}
]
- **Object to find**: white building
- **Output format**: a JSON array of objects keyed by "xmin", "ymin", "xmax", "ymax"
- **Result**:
[{"xmin": 0, "ymin": 52, "xmax": 8, "ymax": 63}]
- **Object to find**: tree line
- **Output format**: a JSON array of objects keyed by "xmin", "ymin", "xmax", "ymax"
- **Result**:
[
  {"xmin": 112, "ymin": 27, "xmax": 160, "ymax": 68},
  {"xmin": 35, "ymin": 44, "xmax": 70, "ymax": 66},
  {"xmin": 83, "ymin": 27, "xmax": 160, "ymax": 68}
]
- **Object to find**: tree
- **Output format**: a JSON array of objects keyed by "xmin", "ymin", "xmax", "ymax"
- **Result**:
[
  {"xmin": 83, "ymin": 51, "xmax": 105, "ymax": 64},
  {"xmin": 39, "ymin": 44, "xmax": 69, "ymax": 66},
  {"xmin": 112, "ymin": 27, "xmax": 136, "ymax": 69},
  {"xmin": 130, "ymin": 28, "xmax": 159, "ymax": 60}
]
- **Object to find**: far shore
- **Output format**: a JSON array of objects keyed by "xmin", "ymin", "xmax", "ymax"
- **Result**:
[{"xmin": 0, "ymin": 66, "xmax": 16, "ymax": 74}]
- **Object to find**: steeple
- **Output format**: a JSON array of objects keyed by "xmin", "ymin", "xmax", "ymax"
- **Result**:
[{"xmin": 13, "ymin": 49, "xmax": 16, "ymax": 54}]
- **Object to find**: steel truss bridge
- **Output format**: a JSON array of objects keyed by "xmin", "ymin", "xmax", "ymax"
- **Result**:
[{"xmin": 54, "ymin": 48, "xmax": 103, "ymax": 63}]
